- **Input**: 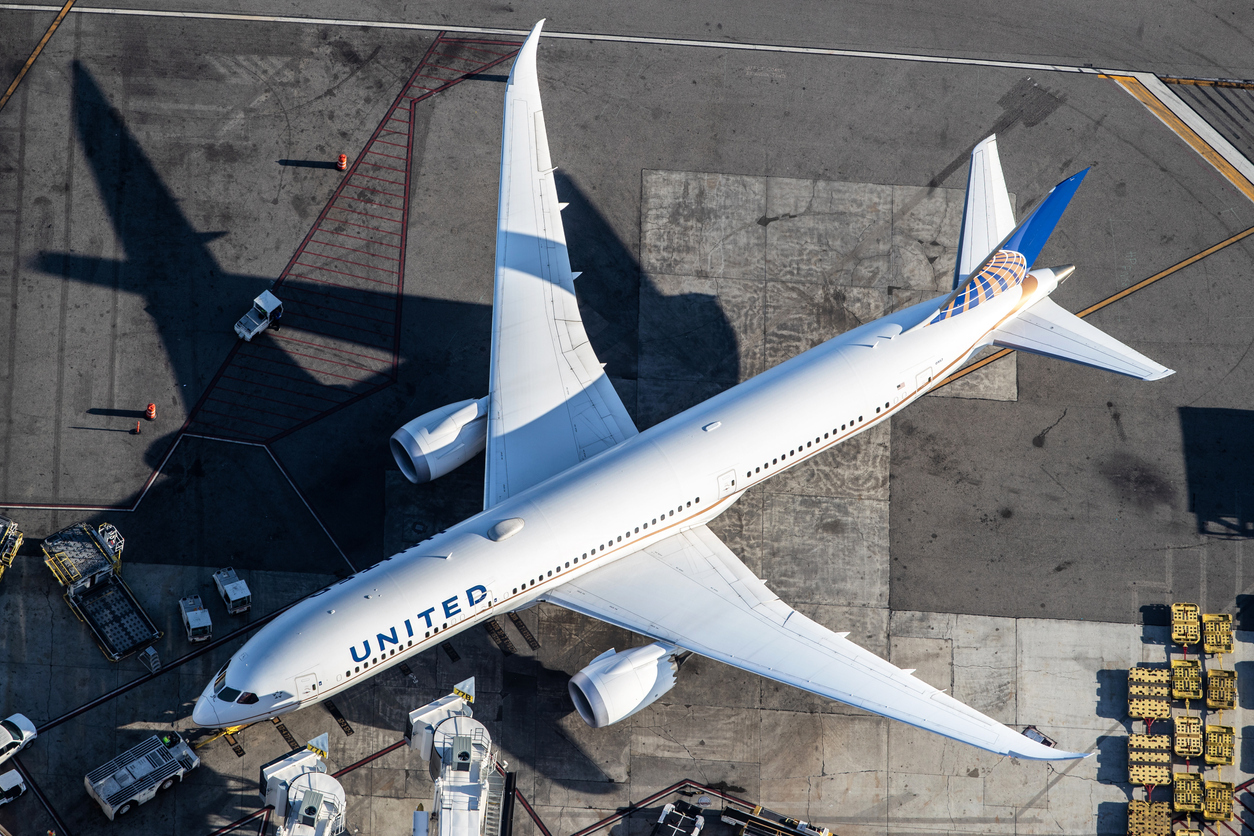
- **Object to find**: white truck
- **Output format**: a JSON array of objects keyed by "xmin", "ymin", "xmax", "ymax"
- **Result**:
[
  {"xmin": 179, "ymin": 595, "xmax": 212, "ymax": 642},
  {"xmin": 85, "ymin": 731, "xmax": 200, "ymax": 819},
  {"xmin": 213, "ymin": 567, "xmax": 252, "ymax": 614},
  {"xmin": 234, "ymin": 290, "xmax": 283, "ymax": 341},
  {"xmin": 0, "ymin": 769, "xmax": 25, "ymax": 807}
]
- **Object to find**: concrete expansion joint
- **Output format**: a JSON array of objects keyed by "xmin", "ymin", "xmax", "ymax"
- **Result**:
[
  {"xmin": 639, "ymin": 722, "xmax": 705, "ymax": 766},
  {"xmin": 953, "ymin": 661, "xmax": 1010, "ymax": 672}
]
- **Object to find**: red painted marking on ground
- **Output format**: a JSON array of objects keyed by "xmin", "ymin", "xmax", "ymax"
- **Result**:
[
  {"xmin": 280, "ymin": 314, "xmax": 392, "ymax": 348},
  {"xmin": 323, "ymin": 215, "xmax": 403, "ymax": 237},
  {"xmin": 271, "ymin": 333, "xmax": 393, "ymax": 363},
  {"xmin": 316, "ymin": 228, "xmax": 402, "ymax": 250},
  {"xmin": 285, "ymin": 281, "xmax": 399, "ymax": 311},
  {"xmin": 327, "ymin": 205, "xmax": 404, "ymax": 226},
  {"xmin": 183, "ymin": 33, "xmax": 525, "ymax": 450},
  {"xmin": 293, "ymin": 262, "xmax": 397, "ymax": 287},
  {"xmin": 309, "ymin": 237, "xmax": 401, "ymax": 262},
  {"xmin": 357, "ymin": 160, "xmax": 406, "ymax": 175},
  {"xmin": 252, "ymin": 341, "xmax": 387, "ymax": 374},
  {"xmin": 219, "ymin": 374, "xmax": 347, "ymax": 404},
  {"xmin": 349, "ymin": 171, "xmax": 406, "ymax": 189},
  {"xmin": 337, "ymin": 193, "xmax": 405, "ymax": 211},
  {"xmin": 299, "ymin": 248, "xmax": 398, "ymax": 273},
  {"xmin": 205, "ymin": 395, "xmax": 307, "ymax": 424},
  {"xmin": 367, "ymin": 149, "xmax": 407, "ymax": 162},
  {"xmin": 284, "ymin": 296, "xmax": 396, "ymax": 326},
  {"xmin": 415, "ymin": 72, "xmax": 458, "ymax": 85},
  {"xmin": 283, "ymin": 276, "xmax": 400, "ymax": 308}
]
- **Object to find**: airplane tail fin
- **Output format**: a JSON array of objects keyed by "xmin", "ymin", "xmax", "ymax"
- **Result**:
[
  {"xmin": 991, "ymin": 292, "xmax": 1175, "ymax": 380},
  {"xmin": 953, "ymin": 136, "xmax": 1017, "ymax": 289}
]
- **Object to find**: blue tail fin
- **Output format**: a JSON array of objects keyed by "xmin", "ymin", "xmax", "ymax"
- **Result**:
[{"xmin": 1003, "ymin": 169, "xmax": 1089, "ymax": 269}]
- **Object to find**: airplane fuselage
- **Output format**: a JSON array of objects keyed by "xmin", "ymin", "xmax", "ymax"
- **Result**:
[{"xmin": 192, "ymin": 265, "xmax": 1059, "ymax": 728}]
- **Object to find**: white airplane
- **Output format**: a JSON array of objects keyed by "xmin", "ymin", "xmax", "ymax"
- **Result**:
[{"xmin": 193, "ymin": 21, "xmax": 1171, "ymax": 759}]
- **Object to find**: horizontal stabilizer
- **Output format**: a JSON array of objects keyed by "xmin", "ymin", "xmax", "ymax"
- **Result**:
[{"xmin": 992, "ymin": 296, "xmax": 1174, "ymax": 380}]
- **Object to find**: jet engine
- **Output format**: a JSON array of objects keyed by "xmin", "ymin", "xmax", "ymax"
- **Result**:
[
  {"xmin": 390, "ymin": 397, "xmax": 488, "ymax": 484},
  {"xmin": 568, "ymin": 642, "xmax": 683, "ymax": 728}
]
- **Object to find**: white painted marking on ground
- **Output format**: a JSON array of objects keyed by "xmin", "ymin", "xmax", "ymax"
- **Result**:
[
  {"xmin": 1131, "ymin": 71, "xmax": 1254, "ymax": 187},
  {"xmin": 0, "ymin": 3, "xmax": 1117, "ymax": 75}
]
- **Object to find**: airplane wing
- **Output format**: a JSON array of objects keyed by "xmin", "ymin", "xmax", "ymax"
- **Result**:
[
  {"xmin": 485, "ymin": 21, "xmax": 638, "ymax": 509},
  {"xmin": 543, "ymin": 524, "xmax": 1086, "ymax": 760},
  {"xmin": 953, "ymin": 135, "xmax": 1017, "ymax": 289}
]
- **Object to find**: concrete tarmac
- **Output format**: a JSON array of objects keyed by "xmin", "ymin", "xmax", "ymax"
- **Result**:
[{"xmin": 1, "ymin": 5, "xmax": 1253, "ymax": 835}]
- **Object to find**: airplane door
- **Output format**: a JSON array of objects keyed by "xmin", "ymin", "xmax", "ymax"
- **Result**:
[
  {"xmin": 916, "ymin": 367, "xmax": 934, "ymax": 390},
  {"xmin": 296, "ymin": 672, "xmax": 318, "ymax": 700},
  {"xmin": 717, "ymin": 470, "xmax": 738, "ymax": 499}
]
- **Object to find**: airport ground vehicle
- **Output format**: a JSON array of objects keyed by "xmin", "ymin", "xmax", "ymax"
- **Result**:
[
  {"xmin": 0, "ymin": 770, "xmax": 25, "ymax": 807},
  {"xmin": 213, "ymin": 567, "xmax": 252, "ymax": 614},
  {"xmin": 85, "ymin": 731, "xmax": 199, "ymax": 819},
  {"xmin": 0, "ymin": 516, "xmax": 21, "ymax": 586},
  {"xmin": 234, "ymin": 290, "xmax": 283, "ymax": 341},
  {"xmin": 42, "ymin": 522, "xmax": 162, "ymax": 661},
  {"xmin": 180, "ymin": 595, "xmax": 212, "ymax": 642},
  {"xmin": 0, "ymin": 714, "xmax": 36, "ymax": 767}
]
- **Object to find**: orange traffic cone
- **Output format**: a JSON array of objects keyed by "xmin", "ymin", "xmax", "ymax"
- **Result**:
[
  {"xmin": 336, "ymin": 154, "xmax": 347, "ymax": 171},
  {"xmin": 132, "ymin": 421, "xmax": 141, "ymax": 435},
  {"xmin": 145, "ymin": 403, "xmax": 156, "ymax": 421}
]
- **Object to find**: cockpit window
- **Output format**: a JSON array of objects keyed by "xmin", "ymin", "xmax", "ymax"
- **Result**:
[
  {"xmin": 218, "ymin": 686, "xmax": 242, "ymax": 703},
  {"xmin": 213, "ymin": 663, "xmax": 229, "ymax": 694}
]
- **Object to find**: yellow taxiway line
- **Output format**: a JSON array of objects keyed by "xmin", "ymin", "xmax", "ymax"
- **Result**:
[{"xmin": 0, "ymin": 0, "xmax": 76, "ymax": 115}]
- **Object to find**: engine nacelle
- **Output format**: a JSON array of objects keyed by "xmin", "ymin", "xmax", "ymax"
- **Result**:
[
  {"xmin": 390, "ymin": 397, "xmax": 488, "ymax": 484},
  {"xmin": 568, "ymin": 642, "xmax": 681, "ymax": 728}
]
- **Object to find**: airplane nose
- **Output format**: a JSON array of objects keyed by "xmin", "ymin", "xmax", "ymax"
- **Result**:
[{"xmin": 192, "ymin": 694, "xmax": 220, "ymax": 728}]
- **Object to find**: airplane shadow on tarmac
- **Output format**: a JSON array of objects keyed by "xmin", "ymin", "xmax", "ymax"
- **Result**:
[
  {"xmin": 26, "ymin": 62, "xmax": 734, "ymax": 793},
  {"xmin": 38, "ymin": 62, "xmax": 739, "ymax": 465},
  {"xmin": 33, "ymin": 62, "xmax": 741, "ymax": 555}
]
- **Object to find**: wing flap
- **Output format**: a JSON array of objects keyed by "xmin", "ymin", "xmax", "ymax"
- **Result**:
[
  {"xmin": 485, "ymin": 23, "xmax": 638, "ymax": 508},
  {"xmin": 993, "ymin": 296, "xmax": 1174, "ymax": 380},
  {"xmin": 545, "ymin": 525, "xmax": 1085, "ymax": 759}
]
